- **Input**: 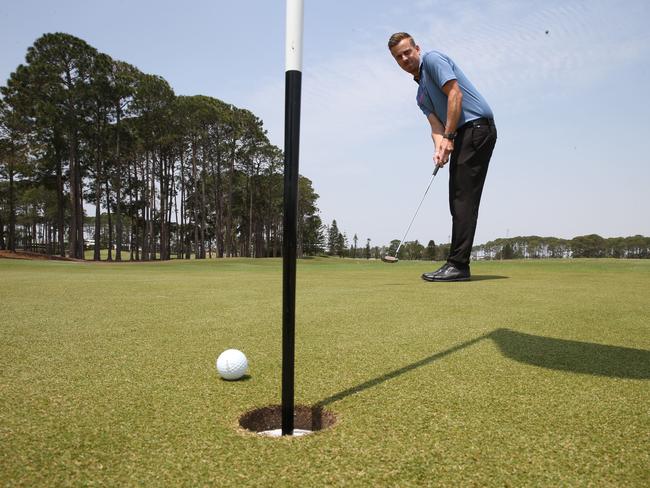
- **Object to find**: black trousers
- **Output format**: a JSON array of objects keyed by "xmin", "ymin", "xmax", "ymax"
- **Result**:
[{"xmin": 447, "ymin": 119, "xmax": 497, "ymax": 268}]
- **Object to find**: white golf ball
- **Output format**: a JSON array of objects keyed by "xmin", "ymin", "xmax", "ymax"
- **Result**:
[{"xmin": 216, "ymin": 349, "xmax": 248, "ymax": 380}]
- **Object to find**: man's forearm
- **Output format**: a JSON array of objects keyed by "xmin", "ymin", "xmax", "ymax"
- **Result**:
[
  {"xmin": 427, "ymin": 114, "xmax": 444, "ymax": 148},
  {"xmin": 445, "ymin": 87, "xmax": 462, "ymax": 134},
  {"xmin": 427, "ymin": 113, "xmax": 444, "ymax": 136},
  {"xmin": 427, "ymin": 113, "xmax": 447, "ymax": 166},
  {"xmin": 432, "ymin": 133, "xmax": 444, "ymax": 150}
]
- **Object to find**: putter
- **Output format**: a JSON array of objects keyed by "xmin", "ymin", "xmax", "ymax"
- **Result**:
[{"xmin": 382, "ymin": 165, "xmax": 441, "ymax": 263}]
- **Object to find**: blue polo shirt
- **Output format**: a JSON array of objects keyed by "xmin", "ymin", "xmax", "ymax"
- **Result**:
[{"xmin": 416, "ymin": 50, "xmax": 493, "ymax": 126}]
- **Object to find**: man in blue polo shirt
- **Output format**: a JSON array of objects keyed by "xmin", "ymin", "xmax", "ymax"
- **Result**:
[{"xmin": 388, "ymin": 32, "xmax": 497, "ymax": 282}]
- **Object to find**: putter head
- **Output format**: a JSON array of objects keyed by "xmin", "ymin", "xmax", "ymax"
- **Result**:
[{"xmin": 381, "ymin": 255, "xmax": 399, "ymax": 263}]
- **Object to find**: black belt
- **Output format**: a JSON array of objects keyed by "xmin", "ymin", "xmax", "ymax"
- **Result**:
[{"xmin": 459, "ymin": 117, "xmax": 494, "ymax": 130}]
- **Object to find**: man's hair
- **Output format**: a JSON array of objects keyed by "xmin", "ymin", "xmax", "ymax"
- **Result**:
[{"xmin": 388, "ymin": 32, "xmax": 415, "ymax": 50}]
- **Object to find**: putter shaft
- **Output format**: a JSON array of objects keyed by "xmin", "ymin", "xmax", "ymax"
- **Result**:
[{"xmin": 394, "ymin": 166, "xmax": 440, "ymax": 256}]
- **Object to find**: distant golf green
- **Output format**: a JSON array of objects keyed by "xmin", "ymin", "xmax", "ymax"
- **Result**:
[{"xmin": 1, "ymin": 258, "xmax": 648, "ymax": 486}]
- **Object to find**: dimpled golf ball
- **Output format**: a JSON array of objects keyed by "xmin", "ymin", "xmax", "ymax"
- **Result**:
[{"xmin": 216, "ymin": 349, "xmax": 248, "ymax": 380}]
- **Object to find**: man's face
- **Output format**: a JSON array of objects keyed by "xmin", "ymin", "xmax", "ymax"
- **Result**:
[{"xmin": 390, "ymin": 38, "xmax": 421, "ymax": 77}]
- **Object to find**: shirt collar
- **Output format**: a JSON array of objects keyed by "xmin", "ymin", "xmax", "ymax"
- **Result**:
[{"xmin": 413, "ymin": 56, "xmax": 424, "ymax": 84}]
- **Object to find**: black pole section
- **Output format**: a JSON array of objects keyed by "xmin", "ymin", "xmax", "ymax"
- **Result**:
[{"xmin": 281, "ymin": 69, "xmax": 302, "ymax": 436}]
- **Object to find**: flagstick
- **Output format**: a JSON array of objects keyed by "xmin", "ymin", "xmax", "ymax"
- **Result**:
[{"xmin": 282, "ymin": 0, "xmax": 304, "ymax": 436}]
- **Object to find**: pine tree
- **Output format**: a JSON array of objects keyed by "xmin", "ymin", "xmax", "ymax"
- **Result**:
[{"xmin": 328, "ymin": 219, "xmax": 339, "ymax": 256}]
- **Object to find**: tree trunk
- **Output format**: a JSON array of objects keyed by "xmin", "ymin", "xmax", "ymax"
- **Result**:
[
  {"xmin": 273, "ymin": 221, "xmax": 279, "ymax": 257},
  {"xmin": 159, "ymin": 149, "xmax": 170, "ymax": 261},
  {"xmin": 173, "ymin": 170, "xmax": 180, "ymax": 259},
  {"xmin": 0, "ymin": 210, "xmax": 5, "ymax": 250},
  {"xmin": 166, "ymin": 154, "xmax": 174, "ymax": 259},
  {"xmin": 200, "ymin": 144, "xmax": 207, "ymax": 259},
  {"xmin": 216, "ymin": 144, "xmax": 224, "ymax": 258},
  {"xmin": 255, "ymin": 219, "xmax": 264, "ymax": 258},
  {"xmin": 76, "ymin": 154, "xmax": 84, "ymax": 259},
  {"xmin": 248, "ymin": 175, "xmax": 253, "ymax": 257},
  {"xmin": 68, "ymin": 139, "xmax": 83, "ymax": 258},
  {"xmin": 142, "ymin": 153, "xmax": 150, "ymax": 260},
  {"xmin": 30, "ymin": 221, "xmax": 36, "ymax": 252},
  {"xmin": 129, "ymin": 163, "xmax": 136, "ymax": 261},
  {"xmin": 191, "ymin": 137, "xmax": 200, "ymax": 259},
  {"xmin": 54, "ymin": 139, "xmax": 65, "ymax": 257},
  {"xmin": 115, "ymin": 107, "xmax": 123, "ymax": 262},
  {"xmin": 179, "ymin": 149, "xmax": 187, "ymax": 259},
  {"xmin": 265, "ymin": 224, "xmax": 270, "ymax": 258},
  {"xmin": 137, "ymin": 161, "xmax": 144, "ymax": 261},
  {"xmin": 159, "ymin": 149, "xmax": 167, "ymax": 261},
  {"xmin": 149, "ymin": 150, "xmax": 156, "ymax": 260},
  {"xmin": 8, "ymin": 157, "xmax": 16, "ymax": 252},
  {"xmin": 68, "ymin": 132, "xmax": 78, "ymax": 258},
  {"xmin": 209, "ymin": 127, "xmax": 224, "ymax": 258},
  {"xmin": 94, "ymin": 152, "xmax": 102, "ymax": 261},
  {"xmin": 63, "ymin": 69, "xmax": 83, "ymax": 259},
  {"xmin": 106, "ymin": 179, "xmax": 113, "ymax": 261},
  {"xmin": 47, "ymin": 223, "xmax": 53, "ymax": 255},
  {"xmin": 225, "ymin": 135, "xmax": 236, "ymax": 257}
]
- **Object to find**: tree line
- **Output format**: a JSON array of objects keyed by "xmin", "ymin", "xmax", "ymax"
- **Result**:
[
  {"xmin": 319, "ymin": 227, "xmax": 650, "ymax": 261},
  {"xmin": 0, "ymin": 32, "xmax": 324, "ymax": 260},
  {"xmin": 474, "ymin": 234, "xmax": 650, "ymax": 260},
  {"xmin": 319, "ymin": 219, "xmax": 448, "ymax": 261},
  {"xmin": 2, "ymin": 35, "xmax": 646, "ymax": 263}
]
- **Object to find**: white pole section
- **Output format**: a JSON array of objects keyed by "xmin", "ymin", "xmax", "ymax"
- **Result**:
[{"xmin": 285, "ymin": 0, "xmax": 304, "ymax": 72}]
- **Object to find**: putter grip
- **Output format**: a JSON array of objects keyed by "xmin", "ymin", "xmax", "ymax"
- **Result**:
[{"xmin": 433, "ymin": 165, "xmax": 440, "ymax": 176}]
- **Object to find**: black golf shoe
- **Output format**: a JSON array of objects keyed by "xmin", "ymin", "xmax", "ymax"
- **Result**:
[{"xmin": 421, "ymin": 263, "xmax": 471, "ymax": 282}]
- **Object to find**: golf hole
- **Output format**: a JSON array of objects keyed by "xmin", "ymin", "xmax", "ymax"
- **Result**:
[{"xmin": 239, "ymin": 404, "xmax": 337, "ymax": 437}]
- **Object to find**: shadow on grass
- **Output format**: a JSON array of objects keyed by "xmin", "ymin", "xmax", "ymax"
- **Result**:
[
  {"xmin": 317, "ymin": 333, "xmax": 492, "ymax": 407},
  {"xmin": 317, "ymin": 329, "xmax": 650, "ymax": 406},
  {"xmin": 491, "ymin": 328, "xmax": 650, "ymax": 380},
  {"xmin": 221, "ymin": 374, "xmax": 253, "ymax": 382},
  {"xmin": 382, "ymin": 275, "xmax": 508, "ymax": 286},
  {"xmin": 471, "ymin": 275, "xmax": 509, "ymax": 281}
]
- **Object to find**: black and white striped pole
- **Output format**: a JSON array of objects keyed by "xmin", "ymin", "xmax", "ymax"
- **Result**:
[{"xmin": 282, "ymin": 0, "xmax": 303, "ymax": 436}]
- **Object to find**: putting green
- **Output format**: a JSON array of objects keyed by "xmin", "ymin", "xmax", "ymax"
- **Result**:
[{"xmin": 1, "ymin": 257, "xmax": 648, "ymax": 486}]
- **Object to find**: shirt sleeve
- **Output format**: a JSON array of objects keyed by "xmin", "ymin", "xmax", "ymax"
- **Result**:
[{"xmin": 423, "ymin": 52, "xmax": 456, "ymax": 89}]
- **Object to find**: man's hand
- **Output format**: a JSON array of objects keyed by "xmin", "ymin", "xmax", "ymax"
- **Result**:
[{"xmin": 435, "ymin": 138, "xmax": 454, "ymax": 167}]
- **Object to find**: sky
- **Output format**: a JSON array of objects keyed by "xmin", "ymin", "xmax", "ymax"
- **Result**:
[{"xmin": 1, "ymin": 0, "xmax": 649, "ymax": 247}]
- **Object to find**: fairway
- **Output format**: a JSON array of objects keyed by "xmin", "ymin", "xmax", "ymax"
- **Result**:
[{"xmin": 1, "ymin": 258, "xmax": 649, "ymax": 486}]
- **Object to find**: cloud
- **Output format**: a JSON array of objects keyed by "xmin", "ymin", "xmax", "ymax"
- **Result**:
[
  {"xmin": 244, "ymin": 0, "xmax": 650, "ymax": 244},
  {"xmin": 414, "ymin": 0, "xmax": 650, "ymax": 96},
  {"xmin": 251, "ymin": 41, "xmax": 416, "ymax": 145}
]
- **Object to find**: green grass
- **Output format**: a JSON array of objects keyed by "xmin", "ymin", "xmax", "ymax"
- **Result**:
[{"xmin": 1, "ymin": 258, "xmax": 649, "ymax": 486}]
